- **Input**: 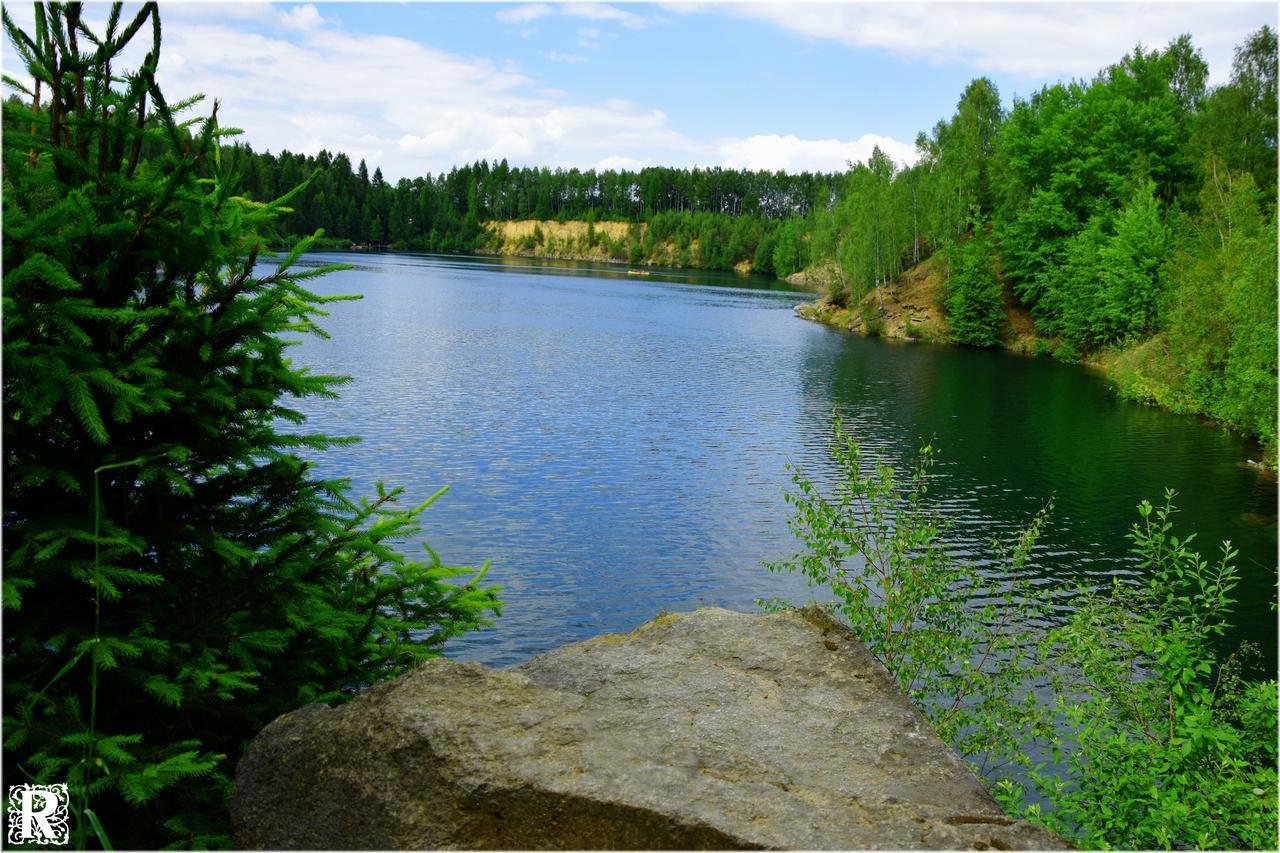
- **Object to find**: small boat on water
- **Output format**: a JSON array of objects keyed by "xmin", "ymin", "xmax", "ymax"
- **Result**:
[{"xmin": 626, "ymin": 269, "xmax": 650, "ymax": 276}]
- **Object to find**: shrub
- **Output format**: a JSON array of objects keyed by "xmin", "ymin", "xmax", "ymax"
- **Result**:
[
  {"xmin": 2, "ymin": 6, "xmax": 499, "ymax": 847},
  {"xmin": 768, "ymin": 418, "xmax": 1278, "ymax": 849},
  {"xmin": 766, "ymin": 416, "xmax": 1050, "ymax": 772},
  {"xmin": 751, "ymin": 233, "xmax": 778, "ymax": 276},
  {"xmin": 827, "ymin": 275, "xmax": 850, "ymax": 308},
  {"xmin": 998, "ymin": 491, "xmax": 1279, "ymax": 850},
  {"xmin": 860, "ymin": 303, "xmax": 885, "ymax": 337},
  {"xmin": 1051, "ymin": 340, "xmax": 1081, "ymax": 361}
]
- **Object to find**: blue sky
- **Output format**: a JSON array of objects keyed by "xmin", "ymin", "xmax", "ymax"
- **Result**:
[{"xmin": 4, "ymin": 2, "xmax": 1276, "ymax": 179}]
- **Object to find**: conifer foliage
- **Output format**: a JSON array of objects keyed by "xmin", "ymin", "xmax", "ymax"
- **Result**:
[
  {"xmin": 2, "ymin": 4, "xmax": 500, "ymax": 846},
  {"xmin": 942, "ymin": 220, "xmax": 1005, "ymax": 348}
]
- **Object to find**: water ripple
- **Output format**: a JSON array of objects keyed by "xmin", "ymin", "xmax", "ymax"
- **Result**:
[{"xmin": 283, "ymin": 252, "xmax": 1277, "ymax": 670}]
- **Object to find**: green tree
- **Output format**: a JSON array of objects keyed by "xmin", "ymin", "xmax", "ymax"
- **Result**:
[
  {"xmin": 995, "ymin": 187, "xmax": 1075, "ymax": 309},
  {"xmin": 2, "ymin": 5, "xmax": 499, "ymax": 846},
  {"xmin": 1163, "ymin": 167, "xmax": 1278, "ymax": 451},
  {"xmin": 772, "ymin": 219, "xmax": 807, "ymax": 278},
  {"xmin": 943, "ymin": 222, "xmax": 1005, "ymax": 347},
  {"xmin": 993, "ymin": 35, "xmax": 1206, "ymax": 331},
  {"xmin": 750, "ymin": 230, "xmax": 778, "ymax": 276},
  {"xmin": 945, "ymin": 77, "xmax": 1004, "ymax": 218},
  {"xmin": 1193, "ymin": 26, "xmax": 1277, "ymax": 206},
  {"xmin": 1038, "ymin": 215, "xmax": 1109, "ymax": 350},
  {"xmin": 1095, "ymin": 179, "xmax": 1169, "ymax": 342}
]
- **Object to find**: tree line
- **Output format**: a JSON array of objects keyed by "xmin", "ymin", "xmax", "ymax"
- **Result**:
[
  {"xmin": 228, "ymin": 26, "xmax": 1276, "ymax": 451},
  {"xmin": 226, "ymin": 26, "xmax": 1277, "ymax": 451},
  {"xmin": 805, "ymin": 27, "xmax": 1277, "ymax": 454},
  {"xmin": 233, "ymin": 149, "xmax": 836, "ymax": 254}
]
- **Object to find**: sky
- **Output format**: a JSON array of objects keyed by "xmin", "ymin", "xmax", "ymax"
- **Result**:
[{"xmin": 2, "ymin": 1, "xmax": 1276, "ymax": 180}]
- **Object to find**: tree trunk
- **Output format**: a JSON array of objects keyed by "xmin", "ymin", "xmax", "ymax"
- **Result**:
[{"xmin": 911, "ymin": 182, "xmax": 920, "ymax": 264}]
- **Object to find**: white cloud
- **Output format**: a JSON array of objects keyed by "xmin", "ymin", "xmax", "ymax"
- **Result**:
[
  {"xmin": 160, "ymin": 3, "xmax": 280, "ymax": 25},
  {"xmin": 547, "ymin": 51, "xmax": 589, "ymax": 64},
  {"xmin": 658, "ymin": 3, "xmax": 710, "ymax": 15},
  {"xmin": 161, "ymin": 3, "xmax": 330, "ymax": 31},
  {"xmin": 563, "ymin": 3, "xmax": 647, "ymax": 28},
  {"xmin": 736, "ymin": 3, "xmax": 1273, "ymax": 84},
  {"xmin": 719, "ymin": 133, "xmax": 919, "ymax": 173},
  {"xmin": 496, "ymin": 4, "xmax": 554, "ymax": 26},
  {"xmin": 596, "ymin": 155, "xmax": 649, "ymax": 170},
  {"xmin": 96, "ymin": 13, "xmax": 700, "ymax": 180},
  {"xmin": 0, "ymin": 4, "xmax": 931, "ymax": 181},
  {"xmin": 277, "ymin": 4, "xmax": 325, "ymax": 32},
  {"xmin": 497, "ymin": 2, "xmax": 646, "ymax": 29}
]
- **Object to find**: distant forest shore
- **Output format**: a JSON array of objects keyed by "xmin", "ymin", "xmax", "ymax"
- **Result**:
[{"xmin": 247, "ymin": 26, "xmax": 1275, "ymax": 463}]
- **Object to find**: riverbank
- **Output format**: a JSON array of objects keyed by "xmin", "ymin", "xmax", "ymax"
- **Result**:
[
  {"xmin": 792, "ymin": 254, "xmax": 1040, "ymax": 353},
  {"xmin": 478, "ymin": 219, "xmax": 657, "ymax": 264},
  {"xmin": 291, "ymin": 236, "xmax": 1274, "ymax": 470},
  {"xmin": 793, "ymin": 254, "xmax": 1276, "ymax": 471},
  {"xmin": 476, "ymin": 219, "xmax": 793, "ymax": 281}
]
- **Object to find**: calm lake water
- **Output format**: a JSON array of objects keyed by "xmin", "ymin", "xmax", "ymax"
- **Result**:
[{"xmin": 287, "ymin": 252, "xmax": 1277, "ymax": 671}]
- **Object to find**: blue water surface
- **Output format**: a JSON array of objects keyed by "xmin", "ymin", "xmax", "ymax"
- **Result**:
[{"xmin": 284, "ymin": 252, "xmax": 1278, "ymax": 670}]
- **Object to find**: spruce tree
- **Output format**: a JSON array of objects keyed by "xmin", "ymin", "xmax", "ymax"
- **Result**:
[
  {"xmin": 2, "ymin": 4, "xmax": 499, "ymax": 847},
  {"xmin": 943, "ymin": 220, "xmax": 1006, "ymax": 347}
]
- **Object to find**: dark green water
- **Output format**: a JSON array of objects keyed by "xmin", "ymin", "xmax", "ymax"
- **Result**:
[{"xmin": 287, "ymin": 252, "xmax": 1277, "ymax": 670}]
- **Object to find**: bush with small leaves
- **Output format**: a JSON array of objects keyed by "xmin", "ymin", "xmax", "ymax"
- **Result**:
[
  {"xmin": 766, "ymin": 416, "xmax": 1051, "ymax": 777},
  {"xmin": 998, "ymin": 492, "xmax": 1278, "ymax": 850}
]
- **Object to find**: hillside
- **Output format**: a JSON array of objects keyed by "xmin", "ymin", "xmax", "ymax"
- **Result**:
[
  {"xmin": 477, "ymin": 219, "xmax": 763, "ymax": 276},
  {"xmin": 793, "ymin": 254, "xmax": 1041, "ymax": 353},
  {"xmin": 480, "ymin": 219, "xmax": 647, "ymax": 263},
  {"xmin": 794, "ymin": 254, "xmax": 1276, "ymax": 469}
]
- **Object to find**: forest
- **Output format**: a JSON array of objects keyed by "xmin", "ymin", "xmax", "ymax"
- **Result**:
[
  {"xmin": 235, "ymin": 26, "xmax": 1277, "ymax": 457},
  {"xmin": 803, "ymin": 28, "xmax": 1277, "ymax": 460},
  {"xmin": 236, "ymin": 150, "xmax": 832, "ymax": 265}
]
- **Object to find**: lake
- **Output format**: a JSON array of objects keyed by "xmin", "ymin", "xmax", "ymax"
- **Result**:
[{"xmin": 286, "ymin": 252, "xmax": 1277, "ymax": 672}]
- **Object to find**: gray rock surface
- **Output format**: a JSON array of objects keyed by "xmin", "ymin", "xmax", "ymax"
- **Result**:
[{"xmin": 232, "ymin": 607, "xmax": 1069, "ymax": 850}]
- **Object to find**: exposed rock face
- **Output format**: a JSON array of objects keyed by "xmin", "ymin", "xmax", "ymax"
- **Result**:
[{"xmin": 232, "ymin": 607, "xmax": 1069, "ymax": 850}]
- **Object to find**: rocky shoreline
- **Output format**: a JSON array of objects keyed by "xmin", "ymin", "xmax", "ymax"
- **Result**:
[{"xmin": 233, "ymin": 607, "xmax": 1068, "ymax": 850}]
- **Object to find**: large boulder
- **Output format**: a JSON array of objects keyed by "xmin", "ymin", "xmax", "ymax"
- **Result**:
[{"xmin": 232, "ymin": 607, "xmax": 1068, "ymax": 850}]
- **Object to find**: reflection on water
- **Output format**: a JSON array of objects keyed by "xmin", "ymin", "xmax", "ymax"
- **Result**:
[{"xmin": 285, "ymin": 251, "xmax": 1277, "ymax": 670}]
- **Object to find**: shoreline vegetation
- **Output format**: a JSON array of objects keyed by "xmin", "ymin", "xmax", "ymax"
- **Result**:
[
  {"xmin": 786, "ymin": 249, "xmax": 1279, "ymax": 472},
  {"xmin": 243, "ymin": 25, "xmax": 1276, "ymax": 468},
  {"xmin": 296, "ymin": 227, "xmax": 1278, "ymax": 470}
]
